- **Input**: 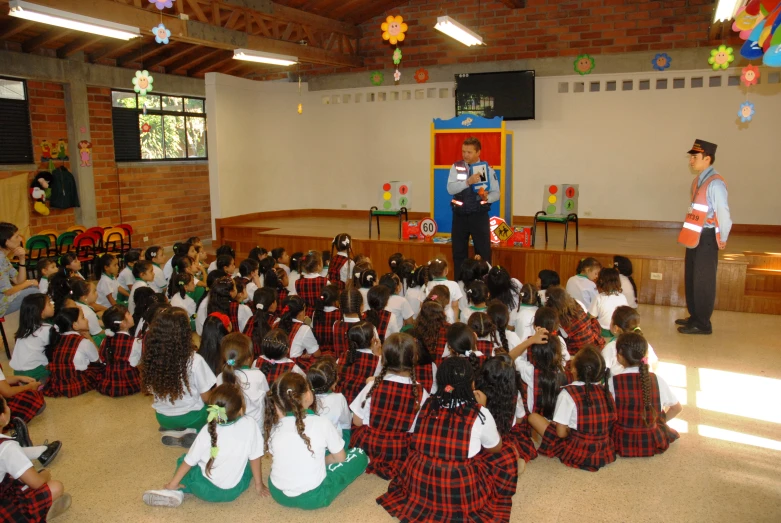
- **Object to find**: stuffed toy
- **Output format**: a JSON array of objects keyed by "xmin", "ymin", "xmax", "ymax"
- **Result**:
[{"xmin": 30, "ymin": 171, "xmax": 53, "ymax": 216}]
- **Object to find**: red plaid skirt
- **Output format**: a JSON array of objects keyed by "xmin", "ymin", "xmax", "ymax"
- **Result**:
[
  {"xmin": 474, "ymin": 442, "xmax": 521, "ymax": 522},
  {"xmin": 377, "ymin": 451, "xmax": 498, "ymax": 522},
  {"xmin": 340, "ymin": 352, "xmax": 379, "ymax": 406},
  {"xmin": 351, "ymin": 426, "xmax": 411, "ymax": 480},
  {"xmin": 416, "ymin": 363, "xmax": 434, "ymax": 394},
  {"xmin": 612, "ymin": 419, "xmax": 679, "ymax": 457},
  {"xmin": 6, "ymin": 390, "xmax": 46, "ymax": 424},
  {"xmin": 507, "ymin": 419, "xmax": 538, "ymax": 463},
  {"xmin": 44, "ymin": 364, "xmax": 103, "ymax": 398},
  {"xmin": 538, "ymin": 423, "xmax": 616, "ymax": 472},
  {"xmin": 97, "ymin": 365, "xmax": 141, "ymax": 397},
  {"xmin": 0, "ymin": 466, "xmax": 52, "ymax": 522}
]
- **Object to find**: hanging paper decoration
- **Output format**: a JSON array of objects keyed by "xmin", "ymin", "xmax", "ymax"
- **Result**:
[
  {"xmin": 414, "ymin": 68, "xmax": 429, "ymax": 83},
  {"xmin": 708, "ymin": 45, "xmax": 735, "ymax": 70},
  {"xmin": 56, "ymin": 139, "xmax": 69, "ymax": 161},
  {"xmin": 394, "ymin": 70, "xmax": 401, "ymax": 82},
  {"xmin": 738, "ymin": 101, "xmax": 756, "ymax": 122},
  {"xmin": 141, "ymin": 122, "xmax": 151, "ymax": 133},
  {"xmin": 152, "ymin": 23, "xmax": 171, "ymax": 44},
  {"xmin": 39, "ymin": 139, "xmax": 52, "ymax": 163},
  {"xmin": 574, "ymin": 54, "xmax": 595, "ymax": 75},
  {"xmin": 370, "ymin": 71, "xmax": 384, "ymax": 86},
  {"xmin": 652, "ymin": 53, "xmax": 672, "ymax": 71},
  {"xmin": 393, "ymin": 48, "xmax": 403, "ymax": 65},
  {"xmin": 132, "ymin": 70, "xmax": 154, "ymax": 95},
  {"xmin": 731, "ymin": 1, "xmax": 781, "ymax": 66},
  {"xmin": 381, "ymin": 16, "xmax": 408, "ymax": 45},
  {"xmin": 741, "ymin": 64, "xmax": 761, "ymax": 85},
  {"xmin": 77, "ymin": 141, "xmax": 92, "ymax": 167},
  {"xmin": 149, "ymin": 0, "xmax": 173, "ymax": 9}
]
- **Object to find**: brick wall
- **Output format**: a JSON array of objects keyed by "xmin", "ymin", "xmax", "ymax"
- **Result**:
[
  {"xmin": 257, "ymin": 0, "xmax": 722, "ymax": 80},
  {"xmin": 0, "ymin": 81, "xmax": 75, "ymax": 233},
  {"xmin": 87, "ymin": 87, "xmax": 212, "ymax": 248}
]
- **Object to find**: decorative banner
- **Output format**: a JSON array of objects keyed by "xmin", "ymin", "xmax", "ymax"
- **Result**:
[
  {"xmin": 39, "ymin": 139, "xmax": 52, "ymax": 162},
  {"xmin": 393, "ymin": 69, "xmax": 401, "ymax": 82},
  {"xmin": 731, "ymin": 2, "xmax": 781, "ymax": 65},
  {"xmin": 652, "ymin": 52, "xmax": 672, "ymax": 71},
  {"xmin": 738, "ymin": 101, "xmax": 755, "ymax": 122},
  {"xmin": 381, "ymin": 16, "xmax": 408, "ymax": 45},
  {"xmin": 741, "ymin": 64, "xmax": 761, "ymax": 86},
  {"xmin": 78, "ymin": 140, "xmax": 92, "ymax": 167},
  {"xmin": 133, "ymin": 70, "xmax": 154, "ymax": 95},
  {"xmin": 414, "ymin": 68, "xmax": 429, "ymax": 83},
  {"xmin": 149, "ymin": 0, "xmax": 173, "ymax": 9},
  {"xmin": 370, "ymin": 71, "xmax": 384, "ymax": 86},
  {"xmin": 574, "ymin": 54, "xmax": 595, "ymax": 75},
  {"xmin": 152, "ymin": 23, "xmax": 171, "ymax": 44},
  {"xmin": 56, "ymin": 139, "xmax": 68, "ymax": 161},
  {"xmin": 708, "ymin": 45, "xmax": 735, "ymax": 70}
]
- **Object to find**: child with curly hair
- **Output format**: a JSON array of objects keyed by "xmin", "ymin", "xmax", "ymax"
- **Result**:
[
  {"xmin": 409, "ymin": 301, "xmax": 449, "ymax": 367},
  {"xmin": 142, "ymin": 308, "xmax": 217, "ymax": 448},
  {"xmin": 546, "ymin": 286, "xmax": 605, "ymax": 356}
]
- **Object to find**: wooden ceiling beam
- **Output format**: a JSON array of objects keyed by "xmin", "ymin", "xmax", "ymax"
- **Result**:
[
  {"xmin": 22, "ymin": 28, "xmax": 69, "ymax": 53},
  {"xmin": 56, "ymin": 35, "xmax": 103, "ymax": 58},
  {"xmin": 89, "ymin": 39, "xmax": 142, "ymax": 62},
  {"xmin": 117, "ymin": 43, "xmax": 167, "ymax": 67},
  {"xmin": 268, "ymin": 2, "xmax": 360, "ymax": 38},
  {"xmin": 144, "ymin": 44, "xmax": 196, "ymax": 68},
  {"xmin": 187, "ymin": 51, "xmax": 234, "ymax": 76},
  {"xmin": 166, "ymin": 47, "xmax": 218, "ymax": 73},
  {"xmin": 0, "ymin": 19, "xmax": 35, "ymax": 40}
]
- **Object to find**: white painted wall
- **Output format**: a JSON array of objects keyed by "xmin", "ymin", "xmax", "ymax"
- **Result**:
[{"xmin": 207, "ymin": 68, "xmax": 781, "ymax": 236}]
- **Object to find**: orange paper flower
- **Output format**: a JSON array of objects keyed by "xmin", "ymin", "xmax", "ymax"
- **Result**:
[
  {"xmin": 741, "ymin": 64, "xmax": 760, "ymax": 86},
  {"xmin": 381, "ymin": 16, "xmax": 408, "ymax": 45},
  {"xmin": 414, "ymin": 68, "xmax": 429, "ymax": 83}
]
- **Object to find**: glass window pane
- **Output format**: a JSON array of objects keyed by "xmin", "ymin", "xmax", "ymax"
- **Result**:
[
  {"xmin": 139, "ymin": 94, "xmax": 161, "ymax": 110},
  {"xmin": 0, "ymin": 78, "xmax": 26, "ymax": 100},
  {"xmin": 186, "ymin": 116, "xmax": 207, "ymax": 158},
  {"xmin": 185, "ymin": 98, "xmax": 204, "ymax": 113},
  {"xmin": 162, "ymin": 96, "xmax": 183, "ymax": 111},
  {"xmin": 112, "ymin": 91, "xmax": 136, "ymax": 108},
  {"xmin": 164, "ymin": 115, "xmax": 186, "ymax": 159},
  {"xmin": 139, "ymin": 114, "xmax": 163, "ymax": 160}
]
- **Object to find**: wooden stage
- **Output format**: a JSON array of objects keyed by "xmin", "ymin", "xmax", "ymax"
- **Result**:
[{"xmin": 216, "ymin": 212, "xmax": 781, "ymax": 315}]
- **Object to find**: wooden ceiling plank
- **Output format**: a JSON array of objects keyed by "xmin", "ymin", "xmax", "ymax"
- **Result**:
[
  {"xmin": 252, "ymin": 13, "xmax": 271, "ymax": 37},
  {"xmin": 212, "ymin": 2, "xmax": 221, "ymax": 25},
  {"xmin": 167, "ymin": 47, "xmax": 220, "ymax": 73},
  {"xmin": 145, "ymin": 44, "xmax": 196, "ymax": 68},
  {"xmin": 186, "ymin": 0, "xmax": 210, "ymax": 23},
  {"xmin": 118, "ymin": 43, "xmax": 169, "ymax": 67},
  {"xmin": 185, "ymin": 49, "xmax": 229, "ymax": 75},
  {"xmin": 189, "ymin": 53, "xmax": 234, "ymax": 76},
  {"xmin": 22, "ymin": 28, "xmax": 70, "ymax": 53},
  {"xmin": 224, "ymin": 10, "xmax": 242, "ymax": 30},
  {"xmin": 281, "ymin": 22, "xmax": 295, "ymax": 42},
  {"xmin": 302, "ymin": 24, "xmax": 319, "ymax": 47},
  {"xmin": 269, "ymin": 3, "xmax": 361, "ymax": 38},
  {"xmin": 89, "ymin": 39, "xmax": 141, "ymax": 62},
  {"xmin": 0, "ymin": 19, "xmax": 35, "ymax": 40},
  {"xmin": 56, "ymin": 34, "xmax": 103, "ymax": 58}
]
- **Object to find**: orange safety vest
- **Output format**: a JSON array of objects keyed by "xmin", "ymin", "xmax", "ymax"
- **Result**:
[{"xmin": 677, "ymin": 173, "xmax": 726, "ymax": 248}]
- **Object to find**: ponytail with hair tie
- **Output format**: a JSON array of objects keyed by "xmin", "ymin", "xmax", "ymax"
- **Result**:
[
  {"xmin": 104, "ymin": 329, "xmax": 115, "ymax": 337},
  {"xmin": 256, "ymin": 303, "xmax": 264, "ymax": 310}
]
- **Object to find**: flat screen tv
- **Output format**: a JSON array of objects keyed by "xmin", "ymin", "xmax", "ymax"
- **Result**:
[{"xmin": 455, "ymin": 70, "xmax": 535, "ymax": 121}]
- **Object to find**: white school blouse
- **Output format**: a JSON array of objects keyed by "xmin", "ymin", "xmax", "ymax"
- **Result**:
[
  {"xmin": 336, "ymin": 251, "xmax": 355, "ymax": 284},
  {"xmin": 96, "ymin": 274, "xmax": 119, "ymax": 308},
  {"xmin": 10, "ymin": 325, "xmax": 51, "ymax": 371},
  {"xmin": 150, "ymin": 265, "xmax": 167, "ymax": 293},
  {"xmin": 152, "ymin": 353, "xmax": 217, "ymax": 417},
  {"xmin": 60, "ymin": 331, "xmax": 100, "ymax": 370},
  {"xmin": 588, "ymin": 293, "xmax": 628, "ymax": 330},
  {"xmin": 117, "ymin": 267, "xmax": 134, "ymax": 292},
  {"xmin": 513, "ymin": 305, "xmax": 538, "ymax": 343},
  {"xmin": 602, "ymin": 339, "xmax": 660, "ymax": 376},
  {"xmin": 184, "ymin": 416, "xmax": 264, "ymax": 490},
  {"xmin": 38, "ymin": 277, "xmax": 49, "ymax": 294},
  {"xmin": 461, "ymin": 305, "xmax": 487, "ymax": 325},
  {"xmin": 552, "ymin": 381, "xmax": 594, "ymax": 429},
  {"xmin": 386, "ymin": 294, "xmax": 414, "ymax": 331},
  {"xmin": 195, "ymin": 296, "xmax": 209, "ymax": 335},
  {"xmin": 289, "ymin": 319, "xmax": 319, "ymax": 359},
  {"xmin": 0, "ymin": 435, "xmax": 34, "ymax": 481},
  {"xmin": 163, "ymin": 257, "xmax": 174, "ymax": 282},
  {"xmin": 76, "ymin": 302, "xmax": 102, "ymax": 336},
  {"xmin": 128, "ymin": 280, "xmax": 150, "ymax": 315},
  {"xmin": 619, "ymin": 274, "xmax": 638, "ymax": 308},
  {"xmin": 350, "ymin": 374, "xmax": 429, "ymax": 431},
  {"xmin": 608, "ymin": 368, "xmax": 678, "ymax": 408},
  {"xmin": 268, "ymin": 413, "xmax": 346, "ymax": 497},
  {"xmin": 316, "ymin": 392, "xmax": 352, "ymax": 431},
  {"xmin": 217, "ymin": 368, "xmax": 269, "ymax": 426},
  {"xmin": 404, "ymin": 286, "xmax": 425, "ymax": 318},
  {"xmin": 170, "ymin": 293, "xmax": 197, "ymax": 318},
  {"xmin": 566, "ymin": 275, "xmax": 598, "ymax": 310}
]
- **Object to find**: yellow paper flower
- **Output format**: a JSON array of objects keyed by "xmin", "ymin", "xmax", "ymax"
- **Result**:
[{"xmin": 381, "ymin": 16, "xmax": 408, "ymax": 45}]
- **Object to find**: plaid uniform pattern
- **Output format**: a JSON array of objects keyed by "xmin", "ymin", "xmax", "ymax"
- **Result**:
[
  {"xmin": 351, "ymin": 380, "xmax": 420, "ymax": 480},
  {"xmin": 340, "ymin": 351, "xmax": 379, "ymax": 406},
  {"xmin": 96, "ymin": 334, "xmax": 141, "ymax": 397},
  {"xmin": 563, "ymin": 313, "xmax": 605, "ymax": 356},
  {"xmin": 312, "ymin": 309, "xmax": 341, "ymax": 356},
  {"xmin": 0, "ymin": 363, "xmax": 45, "ymax": 423},
  {"xmin": 43, "ymin": 334, "xmax": 101, "ymax": 398},
  {"xmin": 295, "ymin": 276, "xmax": 328, "ymax": 317},
  {"xmin": 612, "ymin": 373, "xmax": 680, "ymax": 457},
  {"xmin": 378, "ymin": 404, "xmax": 498, "ymax": 522},
  {"xmin": 277, "ymin": 288, "xmax": 289, "ymax": 307},
  {"xmin": 0, "ymin": 441, "xmax": 52, "ymax": 522},
  {"xmin": 256, "ymin": 360, "xmax": 297, "ymax": 386},
  {"xmin": 363, "ymin": 310, "xmax": 392, "ymax": 343},
  {"xmin": 327, "ymin": 255, "xmax": 349, "ymax": 290},
  {"xmin": 475, "ymin": 437, "xmax": 522, "ymax": 522},
  {"xmin": 538, "ymin": 384, "xmax": 617, "ymax": 472},
  {"xmin": 332, "ymin": 321, "xmax": 350, "ymax": 362},
  {"xmin": 228, "ymin": 301, "xmax": 241, "ymax": 332},
  {"xmin": 288, "ymin": 323, "xmax": 315, "ymax": 372},
  {"xmin": 416, "ymin": 363, "xmax": 434, "ymax": 394},
  {"xmin": 507, "ymin": 418, "xmax": 538, "ymax": 463},
  {"xmin": 433, "ymin": 325, "xmax": 450, "ymax": 367}
]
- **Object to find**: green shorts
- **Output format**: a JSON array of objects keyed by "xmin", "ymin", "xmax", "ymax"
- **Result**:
[
  {"xmin": 187, "ymin": 287, "xmax": 206, "ymax": 304},
  {"xmin": 176, "ymin": 454, "xmax": 252, "ymax": 502},
  {"xmin": 156, "ymin": 406, "xmax": 209, "ymax": 430},
  {"xmin": 13, "ymin": 365, "xmax": 50, "ymax": 381}
]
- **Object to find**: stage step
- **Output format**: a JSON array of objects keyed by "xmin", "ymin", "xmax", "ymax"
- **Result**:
[
  {"xmin": 745, "ymin": 268, "xmax": 781, "ymax": 294},
  {"xmin": 740, "ymin": 251, "xmax": 781, "ymax": 270}
]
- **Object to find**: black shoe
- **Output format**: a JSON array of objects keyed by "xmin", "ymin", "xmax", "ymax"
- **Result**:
[
  {"xmin": 675, "ymin": 317, "xmax": 692, "ymax": 326},
  {"xmin": 161, "ymin": 432, "xmax": 197, "ymax": 448},
  {"xmin": 38, "ymin": 440, "xmax": 62, "ymax": 467},
  {"xmin": 10, "ymin": 418, "xmax": 32, "ymax": 447},
  {"xmin": 678, "ymin": 325, "xmax": 712, "ymax": 335}
]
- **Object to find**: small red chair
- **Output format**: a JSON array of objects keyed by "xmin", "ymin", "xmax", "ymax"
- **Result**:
[{"xmin": 73, "ymin": 232, "xmax": 98, "ymax": 277}]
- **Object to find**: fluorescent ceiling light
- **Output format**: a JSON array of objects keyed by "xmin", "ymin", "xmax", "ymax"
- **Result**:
[
  {"xmin": 714, "ymin": 0, "xmax": 742, "ymax": 22},
  {"xmin": 8, "ymin": 0, "xmax": 140, "ymax": 40},
  {"xmin": 434, "ymin": 15, "xmax": 483, "ymax": 47},
  {"xmin": 233, "ymin": 49, "xmax": 297, "ymax": 66}
]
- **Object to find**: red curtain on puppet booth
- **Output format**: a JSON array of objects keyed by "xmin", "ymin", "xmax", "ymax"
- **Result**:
[{"xmin": 434, "ymin": 132, "xmax": 502, "ymax": 166}]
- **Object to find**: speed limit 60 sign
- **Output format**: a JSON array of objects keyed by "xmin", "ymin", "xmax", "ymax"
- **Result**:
[{"xmin": 419, "ymin": 218, "xmax": 438, "ymax": 238}]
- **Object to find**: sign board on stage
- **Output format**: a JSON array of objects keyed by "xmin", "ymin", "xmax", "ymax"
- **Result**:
[
  {"xmin": 380, "ymin": 181, "xmax": 412, "ymax": 211},
  {"xmin": 419, "ymin": 218, "xmax": 438, "ymax": 239},
  {"xmin": 542, "ymin": 184, "xmax": 579, "ymax": 215}
]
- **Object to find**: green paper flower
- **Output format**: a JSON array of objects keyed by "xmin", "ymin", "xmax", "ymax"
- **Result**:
[
  {"xmin": 574, "ymin": 54, "xmax": 595, "ymax": 75},
  {"xmin": 370, "ymin": 71, "xmax": 384, "ymax": 86},
  {"xmin": 393, "ymin": 48, "xmax": 402, "ymax": 65},
  {"xmin": 708, "ymin": 45, "xmax": 734, "ymax": 70}
]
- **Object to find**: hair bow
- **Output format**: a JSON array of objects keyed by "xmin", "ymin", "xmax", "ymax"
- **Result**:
[
  {"xmin": 209, "ymin": 312, "xmax": 231, "ymax": 331},
  {"xmin": 319, "ymin": 295, "xmax": 326, "ymax": 301},
  {"xmin": 366, "ymin": 275, "xmax": 374, "ymax": 281},
  {"xmin": 104, "ymin": 328, "xmax": 115, "ymax": 337},
  {"xmin": 280, "ymin": 306, "xmax": 290, "ymax": 316},
  {"xmin": 343, "ymin": 238, "xmax": 350, "ymax": 245},
  {"xmin": 256, "ymin": 303, "xmax": 264, "ymax": 310},
  {"xmin": 177, "ymin": 280, "xmax": 184, "ymax": 286},
  {"xmin": 641, "ymin": 357, "xmax": 649, "ymax": 365},
  {"xmin": 464, "ymin": 350, "xmax": 473, "ymax": 357},
  {"xmin": 444, "ymin": 385, "xmax": 454, "ymax": 393},
  {"xmin": 227, "ymin": 358, "xmax": 236, "ymax": 366},
  {"xmin": 429, "ymin": 294, "xmax": 438, "ymax": 300},
  {"xmin": 207, "ymin": 404, "xmax": 228, "ymax": 424},
  {"xmin": 466, "ymin": 288, "xmax": 473, "ymax": 295},
  {"xmin": 614, "ymin": 261, "xmax": 619, "ymax": 267},
  {"xmin": 53, "ymin": 324, "xmax": 60, "ymax": 332},
  {"xmin": 633, "ymin": 327, "xmax": 642, "ymax": 332},
  {"xmin": 149, "ymin": 251, "xmax": 158, "ymax": 258}
]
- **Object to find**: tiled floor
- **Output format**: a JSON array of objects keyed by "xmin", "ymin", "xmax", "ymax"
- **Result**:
[{"xmin": 3, "ymin": 304, "xmax": 780, "ymax": 523}]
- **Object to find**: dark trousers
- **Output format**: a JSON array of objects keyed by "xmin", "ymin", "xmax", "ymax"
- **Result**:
[
  {"xmin": 452, "ymin": 211, "xmax": 492, "ymax": 280},
  {"xmin": 684, "ymin": 228, "xmax": 718, "ymax": 331}
]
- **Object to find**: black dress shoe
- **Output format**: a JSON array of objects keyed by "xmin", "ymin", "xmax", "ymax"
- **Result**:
[
  {"xmin": 675, "ymin": 317, "xmax": 692, "ymax": 326},
  {"xmin": 38, "ymin": 440, "xmax": 62, "ymax": 467},
  {"xmin": 10, "ymin": 417, "xmax": 32, "ymax": 447},
  {"xmin": 678, "ymin": 325, "xmax": 712, "ymax": 335}
]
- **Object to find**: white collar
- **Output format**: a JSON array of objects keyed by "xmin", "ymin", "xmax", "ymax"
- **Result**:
[
  {"xmin": 357, "ymin": 348, "xmax": 375, "ymax": 354},
  {"xmin": 261, "ymin": 355, "xmax": 294, "ymax": 364},
  {"xmin": 337, "ymin": 251, "xmax": 348, "ymax": 257},
  {"xmin": 304, "ymin": 273, "xmax": 322, "ymax": 279},
  {"xmin": 324, "ymin": 306, "xmax": 338, "ymax": 312},
  {"xmin": 344, "ymin": 316, "xmax": 361, "ymax": 323}
]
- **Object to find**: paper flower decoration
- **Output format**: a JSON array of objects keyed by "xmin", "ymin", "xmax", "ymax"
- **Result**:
[
  {"xmin": 132, "ymin": 70, "xmax": 154, "ymax": 95},
  {"xmin": 393, "ymin": 69, "xmax": 401, "ymax": 82},
  {"xmin": 738, "ymin": 101, "xmax": 755, "ymax": 123},
  {"xmin": 708, "ymin": 45, "xmax": 735, "ymax": 70},
  {"xmin": 652, "ymin": 53, "xmax": 672, "ymax": 71},
  {"xmin": 381, "ymin": 16, "xmax": 408, "ymax": 45},
  {"xmin": 141, "ymin": 122, "xmax": 151, "ymax": 133},
  {"xmin": 370, "ymin": 71, "xmax": 384, "ymax": 86},
  {"xmin": 152, "ymin": 23, "xmax": 171, "ymax": 44},
  {"xmin": 414, "ymin": 68, "xmax": 429, "ymax": 83},
  {"xmin": 741, "ymin": 64, "xmax": 760, "ymax": 86},
  {"xmin": 149, "ymin": 0, "xmax": 173, "ymax": 9},
  {"xmin": 574, "ymin": 54, "xmax": 595, "ymax": 75},
  {"xmin": 393, "ymin": 48, "xmax": 402, "ymax": 65}
]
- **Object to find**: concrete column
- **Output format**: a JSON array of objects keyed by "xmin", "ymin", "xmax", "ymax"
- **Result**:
[{"xmin": 64, "ymin": 80, "xmax": 97, "ymax": 227}]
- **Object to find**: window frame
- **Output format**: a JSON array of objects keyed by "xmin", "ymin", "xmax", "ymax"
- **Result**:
[
  {"xmin": 110, "ymin": 89, "xmax": 208, "ymax": 163},
  {"xmin": 0, "ymin": 76, "xmax": 34, "ymax": 165}
]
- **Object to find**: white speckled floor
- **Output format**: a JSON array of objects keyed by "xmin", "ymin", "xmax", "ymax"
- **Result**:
[{"xmin": 3, "ymin": 304, "xmax": 780, "ymax": 523}]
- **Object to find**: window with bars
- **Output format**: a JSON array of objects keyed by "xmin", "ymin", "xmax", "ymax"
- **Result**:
[
  {"xmin": 0, "ymin": 77, "xmax": 34, "ymax": 165},
  {"xmin": 111, "ymin": 90, "xmax": 207, "ymax": 162}
]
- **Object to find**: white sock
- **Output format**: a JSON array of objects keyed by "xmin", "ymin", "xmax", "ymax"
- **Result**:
[{"xmin": 23, "ymin": 446, "xmax": 46, "ymax": 460}]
